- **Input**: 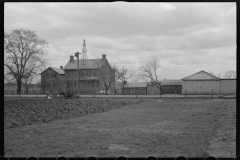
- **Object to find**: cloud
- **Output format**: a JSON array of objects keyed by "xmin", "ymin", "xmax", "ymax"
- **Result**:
[{"xmin": 4, "ymin": 2, "xmax": 236, "ymax": 80}]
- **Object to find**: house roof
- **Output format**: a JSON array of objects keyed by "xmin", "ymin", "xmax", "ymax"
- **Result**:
[
  {"xmin": 41, "ymin": 67, "xmax": 65, "ymax": 75},
  {"xmin": 64, "ymin": 59, "xmax": 106, "ymax": 70},
  {"xmin": 50, "ymin": 67, "xmax": 65, "ymax": 75},
  {"xmin": 124, "ymin": 82, "xmax": 147, "ymax": 88},
  {"xmin": 181, "ymin": 70, "xmax": 220, "ymax": 80},
  {"xmin": 162, "ymin": 79, "xmax": 182, "ymax": 85}
]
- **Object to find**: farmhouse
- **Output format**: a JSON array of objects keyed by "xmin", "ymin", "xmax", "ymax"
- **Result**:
[
  {"xmin": 63, "ymin": 54, "xmax": 114, "ymax": 94},
  {"xmin": 182, "ymin": 70, "xmax": 236, "ymax": 95},
  {"xmin": 122, "ymin": 82, "xmax": 147, "ymax": 95},
  {"xmin": 41, "ymin": 67, "xmax": 66, "ymax": 93}
]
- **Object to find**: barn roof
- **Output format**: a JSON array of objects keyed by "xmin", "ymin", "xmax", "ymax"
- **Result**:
[
  {"xmin": 162, "ymin": 79, "xmax": 182, "ymax": 85},
  {"xmin": 124, "ymin": 82, "xmax": 147, "ymax": 88},
  {"xmin": 64, "ymin": 59, "xmax": 105, "ymax": 70},
  {"xmin": 181, "ymin": 70, "xmax": 220, "ymax": 80}
]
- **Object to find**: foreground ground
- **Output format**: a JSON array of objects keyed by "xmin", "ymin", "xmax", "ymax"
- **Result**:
[{"xmin": 4, "ymin": 98, "xmax": 236, "ymax": 157}]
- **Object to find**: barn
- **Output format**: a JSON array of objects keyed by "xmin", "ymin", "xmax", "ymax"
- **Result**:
[
  {"xmin": 182, "ymin": 70, "xmax": 236, "ymax": 95},
  {"xmin": 122, "ymin": 82, "xmax": 147, "ymax": 95},
  {"xmin": 147, "ymin": 79, "xmax": 182, "ymax": 95},
  {"xmin": 162, "ymin": 79, "xmax": 182, "ymax": 94}
]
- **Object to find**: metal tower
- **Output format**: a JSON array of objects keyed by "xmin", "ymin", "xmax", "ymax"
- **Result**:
[
  {"xmin": 80, "ymin": 39, "xmax": 89, "ymax": 94},
  {"xmin": 81, "ymin": 39, "xmax": 89, "ymax": 69}
]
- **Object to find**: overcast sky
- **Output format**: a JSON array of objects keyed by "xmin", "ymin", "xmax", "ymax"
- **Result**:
[{"xmin": 4, "ymin": 2, "xmax": 236, "ymax": 80}]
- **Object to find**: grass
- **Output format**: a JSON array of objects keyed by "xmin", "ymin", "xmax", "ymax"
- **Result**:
[{"xmin": 4, "ymin": 98, "xmax": 236, "ymax": 157}]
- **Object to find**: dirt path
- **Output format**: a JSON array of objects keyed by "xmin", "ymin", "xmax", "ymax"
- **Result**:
[{"xmin": 4, "ymin": 99, "xmax": 236, "ymax": 157}]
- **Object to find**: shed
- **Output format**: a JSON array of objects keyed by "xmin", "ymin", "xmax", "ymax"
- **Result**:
[{"xmin": 122, "ymin": 82, "xmax": 147, "ymax": 95}]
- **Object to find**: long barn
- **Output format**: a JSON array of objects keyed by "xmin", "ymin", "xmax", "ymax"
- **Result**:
[{"xmin": 181, "ymin": 70, "xmax": 236, "ymax": 95}]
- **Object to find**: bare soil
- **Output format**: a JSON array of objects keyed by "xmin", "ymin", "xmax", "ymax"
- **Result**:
[{"xmin": 4, "ymin": 98, "xmax": 235, "ymax": 158}]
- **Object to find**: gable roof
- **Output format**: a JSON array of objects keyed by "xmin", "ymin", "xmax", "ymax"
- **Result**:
[
  {"xmin": 181, "ymin": 70, "xmax": 220, "ymax": 80},
  {"xmin": 64, "ymin": 59, "xmax": 106, "ymax": 70},
  {"xmin": 124, "ymin": 82, "xmax": 147, "ymax": 88},
  {"xmin": 162, "ymin": 79, "xmax": 182, "ymax": 85},
  {"xmin": 50, "ymin": 67, "xmax": 65, "ymax": 74},
  {"xmin": 41, "ymin": 67, "xmax": 65, "ymax": 75}
]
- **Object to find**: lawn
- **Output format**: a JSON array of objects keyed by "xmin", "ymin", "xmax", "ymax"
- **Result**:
[{"xmin": 4, "ymin": 98, "xmax": 236, "ymax": 158}]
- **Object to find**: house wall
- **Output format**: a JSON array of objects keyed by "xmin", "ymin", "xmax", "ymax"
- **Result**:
[
  {"xmin": 65, "ymin": 69, "xmax": 100, "ymax": 94},
  {"xmin": 122, "ymin": 87, "xmax": 147, "ymax": 95},
  {"xmin": 98, "ymin": 60, "xmax": 115, "ymax": 93},
  {"xmin": 41, "ymin": 68, "xmax": 65, "ymax": 93},
  {"xmin": 182, "ymin": 79, "xmax": 236, "ymax": 95}
]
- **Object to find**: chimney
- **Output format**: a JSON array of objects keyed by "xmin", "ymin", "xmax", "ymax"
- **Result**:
[
  {"xmin": 102, "ymin": 54, "xmax": 106, "ymax": 60},
  {"xmin": 60, "ymin": 66, "xmax": 63, "ymax": 69},
  {"xmin": 70, "ymin": 55, "xmax": 74, "ymax": 61}
]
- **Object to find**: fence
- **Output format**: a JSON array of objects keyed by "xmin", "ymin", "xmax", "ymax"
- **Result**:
[{"xmin": 4, "ymin": 89, "xmax": 42, "ymax": 95}]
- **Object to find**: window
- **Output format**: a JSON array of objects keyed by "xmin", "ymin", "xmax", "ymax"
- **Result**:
[
  {"xmin": 139, "ymin": 88, "xmax": 143, "ymax": 92},
  {"xmin": 91, "ymin": 82, "xmax": 95, "ymax": 87},
  {"xmin": 88, "ymin": 70, "xmax": 91, "ymax": 77},
  {"xmin": 91, "ymin": 70, "xmax": 94, "ymax": 77},
  {"xmin": 52, "ymin": 82, "xmax": 55, "ymax": 88},
  {"xmin": 131, "ymin": 88, "xmax": 135, "ymax": 93}
]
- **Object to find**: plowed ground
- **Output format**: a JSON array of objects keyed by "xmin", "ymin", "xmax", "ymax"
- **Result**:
[{"xmin": 4, "ymin": 98, "xmax": 235, "ymax": 158}]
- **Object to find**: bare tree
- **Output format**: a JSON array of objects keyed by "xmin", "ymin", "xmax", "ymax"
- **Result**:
[
  {"xmin": 138, "ymin": 55, "xmax": 163, "ymax": 95},
  {"xmin": 117, "ymin": 66, "xmax": 135, "ymax": 88},
  {"xmin": 224, "ymin": 70, "xmax": 236, "ymax": 78},
  {"xmin": 4, "ymin": 29, "xmax": 48, "ymax": 94}
]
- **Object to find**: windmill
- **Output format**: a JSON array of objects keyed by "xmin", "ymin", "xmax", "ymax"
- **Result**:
[
  {"xmin": 81, "ymin": 39, "xmax": 89, "ymax": 69},
  {"xmin": 80, "ymin": 39, "xmax": 89, "ymax": 94}
]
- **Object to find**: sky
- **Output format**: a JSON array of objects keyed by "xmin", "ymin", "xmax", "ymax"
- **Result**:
[{"xmin": 4, "ymin": 2, "xmax": 236, "ymax": 81}]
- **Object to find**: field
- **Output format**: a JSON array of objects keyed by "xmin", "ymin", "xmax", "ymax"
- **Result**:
[{"xmin": 4, "ymin": 98, "xmax": 236, "ymax": 158}]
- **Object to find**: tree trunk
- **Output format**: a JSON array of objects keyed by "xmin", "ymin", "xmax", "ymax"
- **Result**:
[
  {"xmin": 17, "ymin": 79, "xmax": 21, "ymax": 94},
  {"xmin": 25, "ymin": 85, "xmax": 29, "ymax": 94},
  {"xmin": 104, "ymin": 83, "xmax": 108, "ymax": 95}
]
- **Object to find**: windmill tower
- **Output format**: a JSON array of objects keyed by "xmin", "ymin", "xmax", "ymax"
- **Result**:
[
  {"xmin": 80, "ymin": 39, "xmax": 89, "ymax": 94},
  {"xmin": 81, "ymin": 39, "xmax": 89, "ymax": 69}
]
